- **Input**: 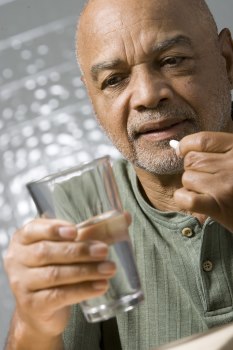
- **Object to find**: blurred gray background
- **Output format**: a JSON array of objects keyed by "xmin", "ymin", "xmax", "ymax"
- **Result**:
[{"xmin": 0, "ymin": 0, "xmax": 232, "ymax": 348}]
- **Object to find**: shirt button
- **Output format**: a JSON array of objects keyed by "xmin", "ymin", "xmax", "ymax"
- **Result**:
[
  {"xmin": 202, "ymin": 260, "xmax": 213, "ymax": 272},
  {"xmin": 181, "ymin": 227, "xmax": 194, "ymax": 238}
]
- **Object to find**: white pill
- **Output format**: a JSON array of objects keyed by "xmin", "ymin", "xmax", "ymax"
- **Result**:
[{"xmin": 169, "ymin": 140, "xmax": 179, "ymax": 150}]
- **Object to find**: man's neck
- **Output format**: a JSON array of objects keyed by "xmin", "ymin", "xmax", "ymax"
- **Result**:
[
  {"xmin": 135, "ymin": 166, "xmax": 183, "ymax": 211},
  {"xmin": 134, "ymin": 166, "xmax": 208, "ymax": 225}
]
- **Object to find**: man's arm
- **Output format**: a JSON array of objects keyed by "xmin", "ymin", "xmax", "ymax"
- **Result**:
[{"xmin": 4, "ymin": 312, "xmax": 64, "ymax": 350}]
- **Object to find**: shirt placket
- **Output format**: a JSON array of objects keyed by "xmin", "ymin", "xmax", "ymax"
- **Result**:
[{"xmin": 199, "ymin": 221, "xmax": 233, "ymax": 315}]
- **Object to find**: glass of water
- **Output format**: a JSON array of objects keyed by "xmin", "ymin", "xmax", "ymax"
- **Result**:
[{"xmin": 27, "ymin": 156, "xmax": 144, "ymax": 322}]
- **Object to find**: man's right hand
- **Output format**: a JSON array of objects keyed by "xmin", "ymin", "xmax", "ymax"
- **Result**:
[{"xmin": 3, "ymin": 215, "xmax": 129, "ymax": 345}]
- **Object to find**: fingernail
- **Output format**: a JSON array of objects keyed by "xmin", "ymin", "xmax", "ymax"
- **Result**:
[
  {"xmin": 89, "ymin": 243, "xmax": 108, "ymax": 257},
  {"xmin": 58, "ymin": 226, "xmax": 76, "ymax": 239},
  {"xmin": 92, "ymin": 280, "xmax": 108, "ymax": 290},
  {"xmin": 176, "ymin": 144, "xmax": 181, "ymax": 157},
  {"xmin": 98, "ymin": 262, "xmax": 116, "ymax": 274}
]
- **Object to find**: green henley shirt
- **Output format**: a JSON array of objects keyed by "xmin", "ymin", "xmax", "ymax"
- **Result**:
[{"xmin": 62, "ymin": 158, "xmax": 233, "ymax": 350}]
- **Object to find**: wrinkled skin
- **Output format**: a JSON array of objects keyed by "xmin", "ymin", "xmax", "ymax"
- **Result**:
[
  {"xmin": 174, "ymin": 131, "xmax": 233, "ymax": 233},
  {"xmin": 4, "ymin": 214, "xmax": 130, "ymax": 347},
  {"xmin": 3, "ymin": 0, "xmax": 233, "ymax": 348},
  {"xmin": 78, "ymin": 0, "xmax": 233, "ymax": 229},
  {"xmin": 78, "ymin": 0, "xmax": 233, "ymax": 177}
]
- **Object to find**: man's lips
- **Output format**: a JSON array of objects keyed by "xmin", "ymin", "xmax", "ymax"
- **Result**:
[
  {"xmin": 134, "ymin": 118, "xmax": 190, "ymax": 141},
  {"xmin": 137, "ymin": 118, "xmax": 187, "ymax": 134}
]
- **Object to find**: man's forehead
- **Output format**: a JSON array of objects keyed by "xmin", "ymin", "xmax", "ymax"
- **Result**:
[
  {"xmin": 78, "ymin": 0, "xmax": 215, "ymax": 47},
  {"xmin": 77, "ymin": 0, "xmax": 217, "ymax": 72}
]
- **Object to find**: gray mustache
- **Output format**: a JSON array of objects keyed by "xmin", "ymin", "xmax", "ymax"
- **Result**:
[{"xmin": 132, "ymin": 107, "xmax": 197, "ymax": 121}]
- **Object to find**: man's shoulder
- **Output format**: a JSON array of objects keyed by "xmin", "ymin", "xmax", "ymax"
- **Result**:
[
  {"xmin": 113, "ymin": 157, "xmax": 132, "ymax": 176},
  {"xmin": 112, "ymin": 158, "xmax": 137, "ymax": 207}
]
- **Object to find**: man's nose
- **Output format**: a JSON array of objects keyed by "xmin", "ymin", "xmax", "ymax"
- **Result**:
[{"xmin": 130, "ymin": 69, "xmax": 174, "ymax": 110}]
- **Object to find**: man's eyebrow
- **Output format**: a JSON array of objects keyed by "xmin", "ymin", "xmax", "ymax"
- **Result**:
[
  {"xmin": 91, "ymin": 59, "xmax": 123, "ymax": 81},
  {"xmin": 90, "ymin": 35, "xmax": 193, "ymax": 81},
  {"xmin": 152, "ymin": 35, "xmax": 193, "ymax": 53}
]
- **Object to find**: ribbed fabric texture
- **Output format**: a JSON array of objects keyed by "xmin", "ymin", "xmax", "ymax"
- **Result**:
[{"xmin": 63, "ymin": 159, "xmax": 233, "ymax": 349}]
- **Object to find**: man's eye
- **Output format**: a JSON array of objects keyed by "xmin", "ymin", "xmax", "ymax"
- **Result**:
[
  {"xmin": 103, "ymin": 75, "xmax": 124, "ymax": 89},
  {"xmin": 161, "ymin": 57, "xmax": 185, "ymax": 67}
]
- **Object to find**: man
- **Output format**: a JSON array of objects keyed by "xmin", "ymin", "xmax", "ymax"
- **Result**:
[{"xmin": 4, "ymin": 0, "xmax": 233, "ymax": 349}]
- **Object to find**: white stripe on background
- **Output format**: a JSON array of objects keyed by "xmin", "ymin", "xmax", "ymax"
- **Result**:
[{"xmin": 0, "ymin": 0, "xmax": 17, "ymax": 6}]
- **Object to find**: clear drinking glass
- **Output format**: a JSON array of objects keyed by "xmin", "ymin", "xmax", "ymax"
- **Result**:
[{"xmin": 27, "ymin": 156, "xmax": 144, "ymax": 322}]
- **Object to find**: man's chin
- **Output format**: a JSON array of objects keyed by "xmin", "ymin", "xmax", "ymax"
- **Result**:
[{"xmin": 132, "ymin": 155, "xmax": 184, "ymax": 176}]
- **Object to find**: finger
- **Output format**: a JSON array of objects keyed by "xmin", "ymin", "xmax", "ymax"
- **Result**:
[
  {"xmin": 26, "ymin": 261, "xmax": 116, "ymax": 291},
  {"xmin": 77, "ymin": 213, "xmax": 129, "ymax": 244},
  {"xmin": 15, "ymin": 214, "xmax": 132, "ymax": 246},
  {"xmin": 182, "ymin": 169, "xmax": 233, "ymax": 197},
  {"xmin": 174, "ymin": 188, "xmax": 218, "ymax": 217},
  {"xmin": 18, "ymin": 241, "xmax": 109, "ymax": 267},
  {"xmin": 182, "ymin": 170, "xmax": 217, "ymax": 193},
  {"xmin": 179, "ymin": 132, "xmax": 233, "ymax": 157},
  {"xmin": 24, "ymin": 281, "xmax": 110, "ymax": 313},
  {"xmin": 124, "ymin": 211, "xmax": 132, "ymax": 226},
  {"xmin": 15, "ymin": 218, "xmax": 77, "ymax": 245},
  {"xmin": 184, "ymin": 151, "xmax": 226, "ymax": 173}
]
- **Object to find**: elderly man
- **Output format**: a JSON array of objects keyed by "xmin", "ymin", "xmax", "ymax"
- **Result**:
[{"xmin": 4, "ymin": 0, "xmax": 233, "ymax": 349}]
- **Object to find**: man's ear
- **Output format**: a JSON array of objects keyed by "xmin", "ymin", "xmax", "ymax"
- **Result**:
[{"xmin": 218, "ymin": 28, "xmax": 233, "ymax": 89}]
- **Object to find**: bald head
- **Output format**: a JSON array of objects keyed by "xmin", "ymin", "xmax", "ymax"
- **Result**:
[
  {"xmin": 74, "ymin": 0, "xmax": 233, "ymax": 175},
  {"xmin": 76, "ymin": 0, "xmax": 218, "ymax": 72}
]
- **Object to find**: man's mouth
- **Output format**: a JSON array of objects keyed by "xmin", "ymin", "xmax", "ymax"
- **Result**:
[{"xmin": 134, "ymin": 118, "xmax": 189, "ymax": 141}]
